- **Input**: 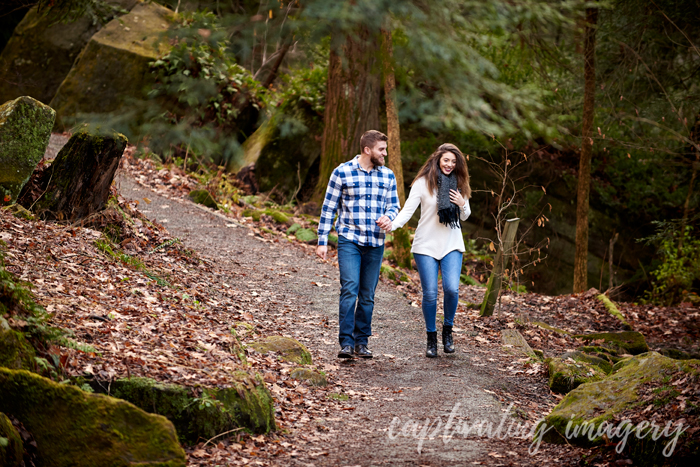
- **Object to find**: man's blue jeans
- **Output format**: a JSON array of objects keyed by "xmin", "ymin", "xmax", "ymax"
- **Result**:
[
  {"xmin": 337, "ymin": 235, "xmax": 384, "ymax": 347},
  {"xmin": 414, "ymin": 250, "xmax": 463, "ymax": 333}
]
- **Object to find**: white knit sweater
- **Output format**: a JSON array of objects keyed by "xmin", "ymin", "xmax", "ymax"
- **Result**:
[{"xmin": 391, "ymin": 177, "xmax": 471, "ymax": 260}]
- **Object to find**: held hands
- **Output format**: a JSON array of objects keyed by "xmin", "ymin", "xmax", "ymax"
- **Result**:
[
  {"xmin": 449, "ymin": 189, "xmax": 466, "ymax": 207},
  {"xmin": 316, "ymin": 245, "xmax": 328, "ymax": 260},
  {"xmin": 375, "ymin": 215, "xmax": 392, "ymax": 231}
]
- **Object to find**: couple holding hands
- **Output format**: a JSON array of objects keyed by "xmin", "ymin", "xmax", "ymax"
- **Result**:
[{"xmin": 316, "ymin": 130, "xmax": 471, "ymax": 359}]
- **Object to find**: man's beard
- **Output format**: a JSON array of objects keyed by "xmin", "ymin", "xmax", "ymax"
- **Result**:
[{"xmin": 370, "ymin": 154, "xmax": 385, "ymax": 167}]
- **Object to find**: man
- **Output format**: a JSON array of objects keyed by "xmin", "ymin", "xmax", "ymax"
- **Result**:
[{"xmin": 316, "ymin": 130, "xmax": 400, "ymax": 359}]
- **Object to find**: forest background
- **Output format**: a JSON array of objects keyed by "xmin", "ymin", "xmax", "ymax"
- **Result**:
[{"xmin": 1, "ymin": 0, "xmax": 699, "ymax": 304}]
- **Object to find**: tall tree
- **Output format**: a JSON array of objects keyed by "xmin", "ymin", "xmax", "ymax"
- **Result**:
[
  {"xmin": 314, "ymin": 28, "xmax": 381, "ymax": 200},
  {"xmin": 573, "ymin": 6, "xmax": 598, "ymax": 293},
  {"xmin": 381, "ymin": 28, "xmax": 404, "ymax": 204}
]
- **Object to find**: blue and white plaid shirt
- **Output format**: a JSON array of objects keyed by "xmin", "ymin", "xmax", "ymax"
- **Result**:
[{"xmin": 317, "ymin": 155, "xmax": 400, "ymax": 247}]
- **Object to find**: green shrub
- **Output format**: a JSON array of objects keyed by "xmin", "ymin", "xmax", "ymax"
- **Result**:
[{"xmin": 641, "ymin": 219, "xmax": 700, "ymax": 305}]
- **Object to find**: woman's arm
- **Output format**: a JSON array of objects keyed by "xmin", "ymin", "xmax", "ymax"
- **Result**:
[
  {"xmin": 391, "ymin": 178, "xmax": 424, "ymax": 231},
  {"xmin": 460, "ymin": 198, "xmax": 471, "ymax": 220}
]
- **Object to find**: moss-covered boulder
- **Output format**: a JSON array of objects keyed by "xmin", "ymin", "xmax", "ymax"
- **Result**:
[
  {"xmin": 188, "ymin": 189, "xmax": 218, "ymax": 209},
  {"xmin": 561, "ymin": 350, "xmax": 614, "ymax": 374},
  {"xmin": 0, "ymin": 96, "xmax": 55, "ymax": 205},
  {"xmin": 248, "ymin": 336, "xmax": 312, "ymax": 365},
  {"xmin": 290, "ymin": 368, "xmax": 327, "ymax": 387},
  {"xmin": 0, "ymin": 412, "xmax": 23, "ymax": 467},
  {"xmin": 0, "ymin": 329, "xmax": 35, "ymax": 371},
  {"xmin": 0, "ymin": 368, "xmax": 186, "ymax": 466},
  {"xmin": 547, "ymin": 356, "xmax": 607, "ymax": 394},
  {"xmin": 96, "ymin": 372, "xmax": 275, "ymax": 445},
  {"xmin": 574, "ymin": 331, "xmax": 649, "ymax": 355},
  {"xmin": 50, "ymin": 2, "xmax": 174, "ymax": 129},
  {"xmin": 538, "ymin": 353, "xmax": 699, "ymax": 465},
  {"xmin": 0, "ymin": 1, "xmax": 139, "ymax": 105},
  {"xmin": 294, "ymin": 228, "xmax": 317, "ymax": 243},
  {"xmin": 24, "ymin": 128, "xmax": 127, "ymax": 221}
]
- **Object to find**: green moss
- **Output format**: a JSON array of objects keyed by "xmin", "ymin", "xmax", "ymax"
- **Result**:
[
  {"xmin": 596, "ymin": 294, "xmax": 632, "ymax": 330},
  {"xmin": 0, "ymin": 96, "xmax": 55, "ymax": 204},
  {"xmin": 327, "ymin": 392, "xmax": 348, "ymax": 401},
  {"xmin": 188, "ymin": 189, "xmax": 218, "ymax": 210},
  {"xmin": 265, "ymin": 210, "xmax": 290, "ymax": 224},
  {"xmin": 0, "ymin": 329, "xmax": 36, "ymax": 371},
  {"xmin": 328, "ymin": 234, "xmax": 338, "ymax": 244},
  {"xmin": 286, "ymin": 223, "xmax": 301, "ymax": 235},
  {"xmin": 0, "ymin": 412, "xmax": 22, "ymax": 467},
  {"xmin": 242, "ymin": 209, "xmax": 263, "ymax": 221},
  {"xmin": 248, "ymin": 336, "xmax": 312, "ymax": 365},
  {"xmin": 380, "ymin": 264, "xmax": 409, "ymax": 283},
  {"xmin": 294, "ymin": 228, "xmax": 317, "ymax": 242},
  {"xmin": 0, "ymin": 368, "xmax": 186, "ymax": 466},
  {"xmin": 2, "ymin": 204, "xmax": 34, "ymax": 220},
  {"xmin": 573, "ymin": 331, "xmax": 649, "ymax": 355},
  {"xmin": 290, "ymin": 368, "xmax": 327, "ymax": 387},
  {"xmin": 100, "ymin": 373, "xmax": 275, "ymax": 445}
]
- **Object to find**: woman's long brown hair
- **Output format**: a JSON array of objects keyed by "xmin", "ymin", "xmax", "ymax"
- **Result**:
[{"xmin": 412, "ymin": 143, "xmax": 471, "ymax": 198}]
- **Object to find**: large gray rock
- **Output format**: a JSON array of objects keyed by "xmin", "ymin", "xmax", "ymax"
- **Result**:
[
  {"xmin": 0, "ymin": 368, "xmax": 186, "ymax": 466},
  {"xmin": 50, "ymin": 2, "xmax": 174, "ymax": 129},
  {"xmin": 0, "ymin": 96, "xmax": 55, "ymax": 204},
  {"xmin": 0, "ymin": 1, "xmax": 139, "ymax": 105}
]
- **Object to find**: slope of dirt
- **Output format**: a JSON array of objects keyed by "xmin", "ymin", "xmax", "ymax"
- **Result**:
[{"xmin": 113, "ymin": 172, "xmax": 589, "ymax": 466}]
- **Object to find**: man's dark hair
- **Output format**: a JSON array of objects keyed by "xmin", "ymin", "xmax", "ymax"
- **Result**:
[{"xmin": 360, "ymin": 130, "xmax": 388, "ymax": 152}]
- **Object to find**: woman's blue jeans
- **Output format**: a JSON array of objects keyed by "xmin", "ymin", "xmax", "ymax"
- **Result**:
[
  {"xmin": 337, "ymin": 235, "xmax": 384, "ymax": 348},
  {"xmin": 414, "ymin": 250, "xmax": 463, "ymax": 333}
]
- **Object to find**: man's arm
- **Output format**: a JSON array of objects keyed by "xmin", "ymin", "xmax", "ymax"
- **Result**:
[
  {"xmin": 384, "ymin": 173, "xmax": 400, "ymax": 220},
  {"xmin": 376, "ymin": 172, "xmax": 400, "ymax": 230},
  {"xmin": 316, "ymin": 168, "xmax": 342, "ymax": 256}
]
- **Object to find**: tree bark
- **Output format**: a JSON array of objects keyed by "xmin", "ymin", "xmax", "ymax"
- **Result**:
[
  {"xmin": 22, "ymin": 129, "xmax": 127, "ymax": 221},
  {"xmin": 314, "ymin": 28, "xmax": 381, "ymax": 201},
  {"xmin": 381, "ymin": 29, "xmax": 404, "ymax": 204},
  {"xmin": 573, "ymin": 7, "xmax": 598, "ymax": 293}
]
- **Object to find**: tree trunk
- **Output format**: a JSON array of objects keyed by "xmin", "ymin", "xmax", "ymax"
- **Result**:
[
  {"xmin": 314, "ymin": 28, "xmax": 381, "ymax": 201},
  {"xmin": 22, "ymin": 129, "xmax": 127, "ymax": 221},
  {"xmin": 679, "ymin": 115, "xmax": 700, "ymax": 255},
  {"xmin": 573, "ymin": 6, "xmax": 598, "ymax": 293},
  {"xmin": 381, "ymin": 29, "xmax": 404, "ymax": 204},
  {"xmin": 480, "ymin": 218, "xmax": 520, "ymax": 317}
]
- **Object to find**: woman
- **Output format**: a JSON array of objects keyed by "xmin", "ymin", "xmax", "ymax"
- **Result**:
[{"xmin": 391, "ymin": 143, "xmax": 471, "ymax": 357}]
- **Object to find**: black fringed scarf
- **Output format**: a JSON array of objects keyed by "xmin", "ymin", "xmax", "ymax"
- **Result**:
[{"xmin": 437, "ymin": 172, "xmax": 461, "ymax": 229}]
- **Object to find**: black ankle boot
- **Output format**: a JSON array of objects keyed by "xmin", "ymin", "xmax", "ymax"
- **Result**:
[
  {"xmin": 442, "ymin": 324, "xmax": 455, "ymax": 353},
  {"xmin": 426, "ymin": 331, "xmax": 438, "ymax": 358}
]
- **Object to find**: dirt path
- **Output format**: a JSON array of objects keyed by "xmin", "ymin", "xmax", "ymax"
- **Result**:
[{"xmin": 115, "ymin": 172, "xmax": 527, "ymax": 466}]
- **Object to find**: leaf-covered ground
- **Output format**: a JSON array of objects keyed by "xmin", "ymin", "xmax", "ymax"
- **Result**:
[{"xmin": 0, "ymin": 144, "xmax": 697, "ymax": 466}]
